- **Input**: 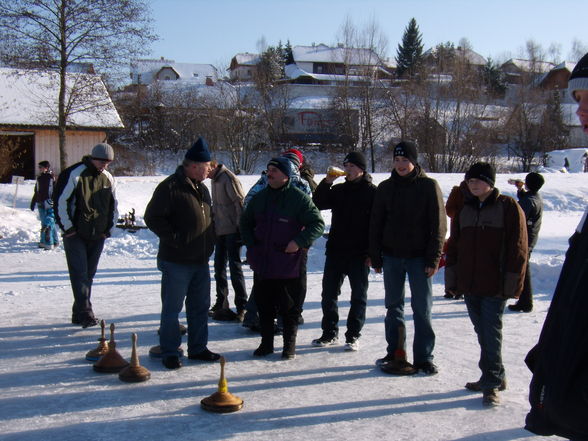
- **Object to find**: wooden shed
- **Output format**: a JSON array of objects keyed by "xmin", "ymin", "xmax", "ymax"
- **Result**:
[{"xmin": 0, "ymin": 67, "xmax": 124, "ymax": 181}]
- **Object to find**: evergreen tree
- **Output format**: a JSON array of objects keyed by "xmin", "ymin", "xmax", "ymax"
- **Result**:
[
  {"xmin": 284, "ymin": 40, "xmax": 295, "ymax": 65},
  {"xmin": 395, "ymin": 18, "xmax": 424, "ymax": 78},
  {"xmin": 482, "ymin": 58, "xmax": 507, "ymax": 98}
]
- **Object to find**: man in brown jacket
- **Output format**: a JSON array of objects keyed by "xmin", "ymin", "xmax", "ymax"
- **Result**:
[
  {"xmin": 208, "ymin": 163, "xmax": 247, "ymax": 320},
  {"xmin": 445, "ymin": 162, "xmax": 528, "ymax": 406},
  {"xmin": 369, "ymin": 141, "xmax": 446, "ymax": 375}
]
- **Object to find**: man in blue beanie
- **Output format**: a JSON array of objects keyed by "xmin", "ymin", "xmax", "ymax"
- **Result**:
[{"xmin": 145, "ymin": 137, "xmax": 220, "ymax": 370}]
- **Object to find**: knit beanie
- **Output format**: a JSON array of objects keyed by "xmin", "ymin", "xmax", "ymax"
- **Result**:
[
  {"xmin": 185, "ymin": 137, "xmax": 211, "ymax": 162},
  {"xmin": 267, "ymin": 157, "xmax": 292, "ymax": 178},
  {"xmin": 393, "ymin": 141, "xmax": 418, "ymax": 165},
  {"xmin": 281, "ymin": 148, "xmax": 304, "ymax": 169},
  {"xmin": 525, "ymin": 172, "xmax": 545, "ymax": 192},
  {"xmin": 343, "ymin": 151, "xmax": 367, "ymax": 171},
  {"xmin": 38, "ymin": 160, "xmax": 50, "ymax": 168},
  {"xmin": 569, "ymin": 52, "xmax": 588, "ymax": 102},
  {"xmin": 465, "ymin": 162, "xmax": 496, "ymax": 187},
  {"xmin": 91, "ymin": 143, "xmax": 114, "ymax": 161}
]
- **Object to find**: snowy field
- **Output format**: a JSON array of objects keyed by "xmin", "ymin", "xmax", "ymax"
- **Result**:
[{"xmin": 1, "ymin": 171, "xmax": 586, "ymax": 441}]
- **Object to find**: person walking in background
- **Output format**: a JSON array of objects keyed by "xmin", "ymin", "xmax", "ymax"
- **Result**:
[
  {"xmin": 369, "ymin": 141, "xmax": 446, "ymax": 375},
  {"xmin": 443, "ymin": 180, "xmax": 474, "ymax": 299},
  {"xmin": 525, "ymin": 52, "xmax": 588, "ymax": 440},
  {"xmin": 144, "ymin": 137, "xmax": 220, "ymax": 370},
  {"xmin": 508, "ymin": 172, "xmax": 544, "ymax": 313},
  {"xmin": 240, "ymin": 157, "xmax": 324, "ymax": 360},
  {"xmin": 445, "ymin": 162, "xmax": 528, "ymax": 406},
  {"xmin": 53, "ymin": 143, "xmax": 118, "ymax": 329},
  {"xmin": 30, "ymin": 160, "xmax": 59, "ymax": 250},
  {"xmin": 208, "ymin": 161, "xmax": 248, "ymax": 321},
  {"xmin": 311, "ymin": 151, "xmax": 376, "ymax": 351}
]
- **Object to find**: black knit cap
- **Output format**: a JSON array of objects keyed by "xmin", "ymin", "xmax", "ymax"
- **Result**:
[
  {"xmin": 569, "ymin": 52, "xmax": 588, "ymax": 102},
  {"xmin": 525, "ymin": 172, "xmax": 545, "ymax": 192},
  {"xmin": 343, "ymin": 151, "xmax": 367, "ymax": 171},
  {"xmin": 38, "ymin": 160, "xmax": 50, "ymax": 168},
  {"xmin": 185, "ymin": 137, "xmax": 211, "ymax": 162},
  {"xmin": 465, "ymin": 162, "xmax": 496, "ymax": 187},
  {"xmin": 267, "ymin": 157, "xmax": 292, "ymax": 178},
  {"xmin": 393, "ymin": 141, "xmax": 418, "ymax": 165}
]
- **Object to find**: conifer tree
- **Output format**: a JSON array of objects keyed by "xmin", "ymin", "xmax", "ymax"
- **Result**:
[{"xmin": 395, "ymin": 18, "xmax": 424, "ymax": 78}]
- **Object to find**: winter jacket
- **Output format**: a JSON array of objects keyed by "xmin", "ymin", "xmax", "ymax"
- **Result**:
[
  {"xmin": 240, "ymin": 180, "xmax": 324, "ymax": 279},
  {"xmin": 243, "ymin": 161, "xmax": 311, "ymax": 207},
  {"xmin": 144, "ymin": 166, "xmax": 215, "ymax": 264},
  {"xmin": 300, "ymin": 163, "xmax": 318, "ymax": 193},
  {"xmin": 210, "ymin": 165, "xmax": 245, "ymax": 236},
  {"xmin": 53, "ymin": 156, "xmax": 118, "ymax": 240},
  {"xmin": 517, "ymin": 189, "xmax": 543, "ymax": 251},
  {"xmin": 445, "ymin": 180, "xmax": 473, "ymax": 220},
  {"xmin": 313, "ymin": 174, "xmax": 376, "ymax": 257},
  {"xmin": 369, "ymin": 166, "xmax": 446, "ymax": 269},
  {"xmin": 444, "ymin": 188, "xmax": 528, "ymax": 298},
  {"xmin": 30, "ymin": 171, "xmax": 55, "ymax": 210},
  {"xmin": 524, "ymin": 212, "xmax": 588, "ymax": 440}
]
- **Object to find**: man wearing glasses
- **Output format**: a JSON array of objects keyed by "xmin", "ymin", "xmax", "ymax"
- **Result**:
[{"xmin": 54, "ymin": 143, "xmax": 118, "ymax": 328}]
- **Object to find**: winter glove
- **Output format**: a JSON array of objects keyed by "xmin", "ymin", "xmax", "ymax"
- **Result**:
[
  {"xmin": 43, "ymin": 199, "xmax": 54, "ymax": 210},
  {"xmin": 30, "ymin": 200, "xmax": 35, "ymax": 211}
]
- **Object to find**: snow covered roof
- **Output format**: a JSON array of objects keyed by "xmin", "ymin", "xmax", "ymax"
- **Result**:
[
  {"xmin": 293, "ymin": 44, "xmax": 381, "ymax": 65},
  {"xmin": 502, "ymin": 58, "xmax": 556, "ymax": 73},
  {"xmin": 231, "ymin": 53, "xmax": 261, "ymax": 66},
  {"xmin": 130, "ymin": 58, "xmax": 218, "ymax": 84},
  {"xmin": 423, "ymin": 47, "xmax": 487, "ymax": 66},
  {"xmin": 0, "ymin": 67, "xmax": 123, "ymax": 129},
  {"xmin": 284, "ymin": 64, "xmax": 373, "ymax": 83}
]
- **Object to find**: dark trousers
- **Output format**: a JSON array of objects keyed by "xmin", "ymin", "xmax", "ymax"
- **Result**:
[
  {"xmin": 63, "ymin": 234, "xmax": 105, "ymax": 320},
  {"xmin": 213, "ymin": 233, "xmax": 247, "ymax": 311},
  {"xmin": 320, "ymin": 254, "xmax": 369, "ymax": 340},
  {"xmin": 464, "ymin": 295, "xmax": 507, "ymax": 390},
  {"xmin": 244, "ymin": 250, "xmax": 308, "ymax": 326},
  {"xmin": 254, "ymin": 275, "xmax": 303, "ymax": 351},
  {"xmin": 516, "ymin": 256, "xmax": 533, "ymax": 309}
]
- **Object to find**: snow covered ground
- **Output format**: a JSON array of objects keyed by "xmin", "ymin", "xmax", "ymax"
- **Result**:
[{"xmin": 1, "ymin": 171, "xmax": 585, "ymax": 441}]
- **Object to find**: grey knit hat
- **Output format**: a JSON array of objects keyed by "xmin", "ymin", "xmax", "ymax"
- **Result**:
[
  {"xmin": 569, "ymin": 52, "xmax": 588, "ymax": 102},
  {"xmin": 91, "ymin": 143, "xmax": 114, "ymax": 161}
]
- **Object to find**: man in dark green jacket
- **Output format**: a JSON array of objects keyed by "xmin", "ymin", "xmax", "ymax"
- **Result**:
[
  {"xmin": 54, "ymin": 143, "xmax": 118, "ymax": 329},
  {"xmin": 240, "ymin": 156, "xmax": 324, "ymax": 360},
  {"xmin": 369, "ymin": 141, "xmax": 446, "ymax": 376},
  {"xmin": 145, "ymin": 137, "xmax": 219, "ymax": 370}
]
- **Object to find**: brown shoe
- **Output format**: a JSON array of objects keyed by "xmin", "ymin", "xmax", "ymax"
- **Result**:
[
  {"xmin": 482, "ymin": 388, "xmax": 500, "ymax": 406},
  {"xmin": 465, "ymin": 379, "xmax": 507, "ymax": 392}
]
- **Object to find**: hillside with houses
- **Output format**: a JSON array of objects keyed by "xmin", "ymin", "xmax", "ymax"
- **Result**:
[{"xmin": 1, "ymin": 31, "xmax": 586, "ymax": 179}]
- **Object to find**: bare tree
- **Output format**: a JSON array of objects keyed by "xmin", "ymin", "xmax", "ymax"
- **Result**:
[{"xmin": 0, "ymin": 0, "xmax": 156, "ymax": 170}]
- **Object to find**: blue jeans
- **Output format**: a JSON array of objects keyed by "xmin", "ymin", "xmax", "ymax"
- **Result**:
[
  {"xmin": 213, "ymin": 233, "xmax": 247, "ymax": 311},
  {"xmin": 63, "ymin": 234, "xmax": 105, "ymax": 320},
  {"xmin": 320, "ymin": 254, "xmax": 369, "ymax": 340},
  {"xmin": 38, "ymin": 204, "xmax": 59, "ymax": 246},
  {"xmin": 382, "ymin": 255, "xmax": 435, "ymax": 363},
  {"xmin": 158, "ymin": 258, "xmax": 211, "ymax": 358},
  {"xmin": 464, "ymin": 295, "xmax": 506, "ymax": 389}
]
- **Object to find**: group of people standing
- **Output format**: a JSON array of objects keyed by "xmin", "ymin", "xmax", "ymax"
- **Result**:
[{"xmin": 44, "ymin": 52, "xmax": 588, "ymax": 439}]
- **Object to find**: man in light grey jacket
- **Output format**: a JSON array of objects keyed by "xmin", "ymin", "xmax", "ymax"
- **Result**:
[{"xmin": 209, "ymin": 163, "xmax": 248, "ymax": 320}]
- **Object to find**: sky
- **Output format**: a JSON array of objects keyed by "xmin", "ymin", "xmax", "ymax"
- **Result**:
[{"xmin": 148, "ymin": 0, "xmax": 588, "ymax": 70}]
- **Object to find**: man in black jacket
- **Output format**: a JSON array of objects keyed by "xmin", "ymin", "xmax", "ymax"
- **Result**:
[
  {"xmin": 145, "ymin": 137, "xmax": 220, "ymax": 370},
  {"xmin": 311, "ymin": 151, "xmax": 376, "ymax": 351},
  {"xmin": 369, "ymin": 141, "xmax": 446, "ymax": 375},
  {"xmin": 524, "ymin": 52, "xmax": 588, "ymax": 440},
  {"xmin": 508, "ymin": 172, "xmax": 544, "ymax": 313}
]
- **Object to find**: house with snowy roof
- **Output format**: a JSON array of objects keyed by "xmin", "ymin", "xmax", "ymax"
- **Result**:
[
  {"xmin": 500, "ymin": 58, "xmax": 556, "ymax": 84},
  {"xmin": 284, "ymin": 44, "xmax": 393, "ymax": 85},
  {"xmin": 0, "ymin": 67, "xmax": 123, "ymax": 181},
  {"xmin": 130, "ymin": 58, "xmax": 219, "ymax": 86},
  {"xmin": 228, "ymin": 53, "xmax": 261, "ymax": 82}
]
